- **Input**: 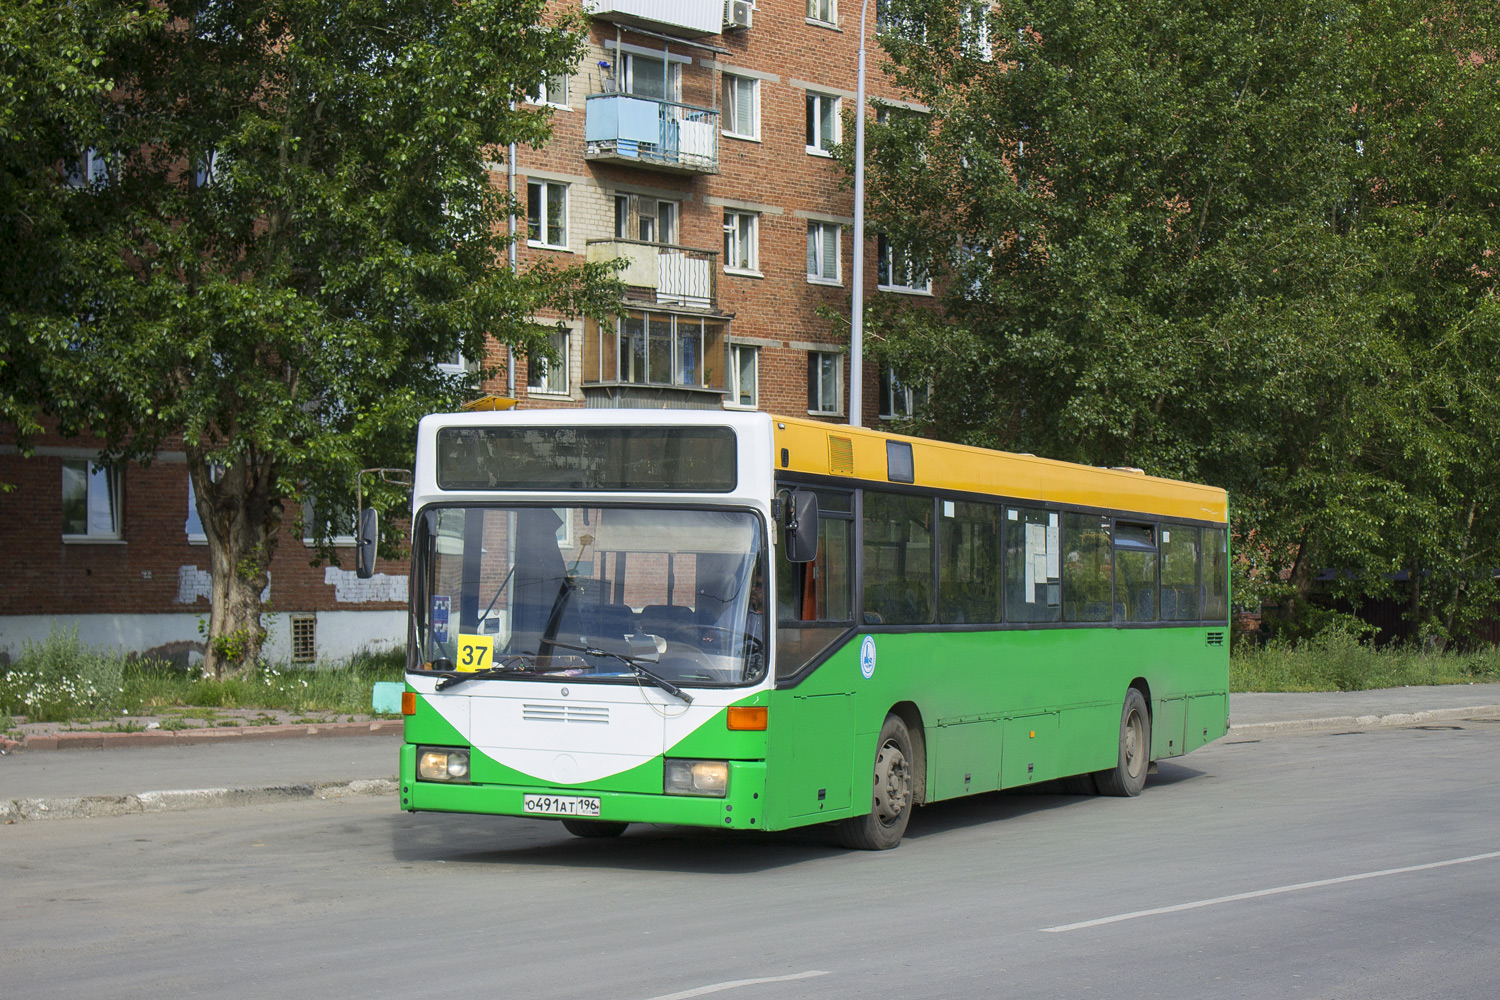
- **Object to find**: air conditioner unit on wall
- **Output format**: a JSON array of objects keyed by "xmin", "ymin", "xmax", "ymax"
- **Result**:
[{"xmin": 724, "ymin": 0, "xmax": 752, "ymax": 30}]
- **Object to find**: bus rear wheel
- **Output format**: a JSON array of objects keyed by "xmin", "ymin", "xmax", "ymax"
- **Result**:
[
  {"xmin": 836, "ymin": 714, "xmax": 914, "ymax": 850},
  {"xmin": 561, "ymin": 819, "xmax": 629, "ymax": 839},
  {"xmin": 1095, "ymin": 688, "xmax": 1151, "ymax": 797}
]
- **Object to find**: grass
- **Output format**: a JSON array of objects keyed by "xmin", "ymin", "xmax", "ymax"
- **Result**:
[
  {"xmin": 1232, "ymin": 629, "xmax": 1500, "ymax": 692},
  {"xmin": 0, "ymin": 626, "xmax": 406, "ymax": 725}
]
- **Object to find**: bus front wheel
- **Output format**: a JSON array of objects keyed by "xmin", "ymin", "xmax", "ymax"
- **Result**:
[
  {"xmin": 561, "ymin": 819, "xmax": 629, "ymax": 839},
  {"xmin": 1095, "ymin": 689, "xmax": 1151, "ymax": 797},
  {"xmin": 836, "ymin": 714, "xmax": 915, "ymax": 850}
]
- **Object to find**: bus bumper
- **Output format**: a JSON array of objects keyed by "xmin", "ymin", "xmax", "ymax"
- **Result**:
[{"xmin": 399, "ymin": 744, "xmax": 768, "ymax": 831}]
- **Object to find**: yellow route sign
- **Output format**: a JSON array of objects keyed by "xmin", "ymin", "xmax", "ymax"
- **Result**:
[{"xmin": 456, "ymin": 634, "xmax": 494, "ymax": 672}]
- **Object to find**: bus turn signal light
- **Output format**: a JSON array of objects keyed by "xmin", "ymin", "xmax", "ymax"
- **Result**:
[
  {"xmin": 402, "ymin": 691, "xmax": 416, "ymax": 716},
  {"xmin": 727, "ymin": 706, "xmax": 767, "ymax": 731}
]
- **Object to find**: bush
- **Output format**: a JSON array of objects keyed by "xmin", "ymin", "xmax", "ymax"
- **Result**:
[{"xmin": 0, "ymin": 626, "xmax": 130, "ymax": 722}]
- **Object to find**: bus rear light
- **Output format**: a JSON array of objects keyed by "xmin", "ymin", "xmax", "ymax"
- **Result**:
[
  {"xmin": 401, "ymin": 691, "xmax": 416, "ymax": 716},
  {"xmin": 726, "ymin": 706, "xmax": 767, "ymax": 731},
  {"xmin": 664, "ymin": 759, "xmax": 728, "ymax": 797}
]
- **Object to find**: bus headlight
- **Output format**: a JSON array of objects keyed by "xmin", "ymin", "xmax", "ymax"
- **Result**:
[
  {"xmin": 418, "ymin": 748, "xmax": 470, "ymax": 782},
  {"xmin": 664, "ymin": 759, "xmax": 728, "ymax": 797}
]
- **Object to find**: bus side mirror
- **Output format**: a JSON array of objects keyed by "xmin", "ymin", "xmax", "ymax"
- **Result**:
[
  {"xmin": 355, "ymin": 508, "xmax": 379, "ymax": 579},
  {"xmin": 785, "ymin": 490, "xmax": 819, "ymax": 563}
]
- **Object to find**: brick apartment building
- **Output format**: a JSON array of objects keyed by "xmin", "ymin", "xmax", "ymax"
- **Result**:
[{"xmin": 0, "ymin": 0, "xmax": 934, "ymax": 666}]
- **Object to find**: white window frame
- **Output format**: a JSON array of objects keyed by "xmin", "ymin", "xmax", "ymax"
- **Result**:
[
  {"xmin": 807, "ymin": 0, "xmax": 837, "ymax": 25},
  {"xmin": 723, "ymin": 210, "xmax": 759, "ymax": 274},
  {"xmin": 303, "ymin": 500, "xmax": 357, "ymax": 548},
  {"xmin": 808, "ymin": 351, "xmax": 843, "ymax": 416},
  {"xmin": 528, "ymin": 71, "xmax": 570, "ymax": 109},
  {"xmin": 63, "ymin": 148, "xmax": 111, "ymax": 189},
  {"xmin": 878, "ymin": 234, "xmax": 932, "ymax": 294},
  {"xmin": 961, "ymin": 4, "xmax": 993, "ymax": 61},
  {"xmin": 721, "ymin": 74, "xmax": 760, "ymax": 141},
  {"xmin": 183, "ymin": 463, "xmax": 228, "ymax": 544},
  {"xmin": 806, "ymin": 221, "xmax": 841, "ymax": 285},
  {"xmin": 621, "ymin": 52, "xmax": 682, "ymax": 102},
  {"xmin": 879, "ymin": 366, "xmax": 927, "ymax": 420},
  {"xmin": 727, "ymin": 344, "xmax": 759, "ymax": 410},
  {"xmin": 617, "ymin": 194, "xmax": 679, "ymax": 245},
  {"xmin": 62, "ymin": 460, "xmax": 122, "ymax": 542},
  {"xmin": 528, "ymin": 328, "xmax": 571, "ymax": 396},
  {"xmin": 527, "ymin": 179, "xmax": 569, "ymax": 250},
  {"xmin": 805, "ymin": 92, "xmax": 840, "ymax": 155}
]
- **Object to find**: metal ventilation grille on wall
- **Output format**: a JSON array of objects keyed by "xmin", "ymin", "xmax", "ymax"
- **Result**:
[
  {"xmin": 1206, "ymin": 631, "xmax": 1225, "ymax": 646},
  {"xmin": 291, "ymin": 615, "xmax": 317, "ymax": 663},
  {"xmin": 828, "ymin": 435, "xmax": 854, "ymax": 476}
]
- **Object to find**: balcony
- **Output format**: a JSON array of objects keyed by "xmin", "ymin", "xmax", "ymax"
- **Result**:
[
  {"xmin": 586, "ymin": 238, "xmax": 718, "ymax": 311},
  {"xmin": 585, "ymin": 93, "xmax": 719, "ymax": 175},
  {"xmin": 582, "ymin": 309, "xmax": 731, "ymax": 409},
  {"xmin": 587, "ymin": 0, "xmax": 725, "ymax": 38}
]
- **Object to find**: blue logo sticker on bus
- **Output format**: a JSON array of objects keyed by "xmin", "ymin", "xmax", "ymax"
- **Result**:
[
  {"xmin": 859, "ymin": 635, "xmax": 877, "ymax": 679},
  {"xmin": 431, "ymin": 595, "xmax": 451, "ymax": 644}
]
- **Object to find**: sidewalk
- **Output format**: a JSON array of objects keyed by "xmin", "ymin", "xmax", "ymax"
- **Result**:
[{"xmin": 5, "ymin": 684, "xmax": 1500, "ymax": 823}]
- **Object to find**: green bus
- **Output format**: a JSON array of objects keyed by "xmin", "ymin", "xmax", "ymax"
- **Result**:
[{"xmin": 383, "ymin": 409, "xmax": 1229, "ymax": 849}]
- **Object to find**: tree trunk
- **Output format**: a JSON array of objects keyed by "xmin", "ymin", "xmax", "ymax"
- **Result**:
[{"xmin": 188, "ymin": 447, "xmax": 282, "ymax": 679}]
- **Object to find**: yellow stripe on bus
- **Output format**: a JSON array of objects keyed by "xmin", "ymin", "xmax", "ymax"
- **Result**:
[{"xmin": 772, "ymin": 417, "xmax": 1228, "ymax": 523}]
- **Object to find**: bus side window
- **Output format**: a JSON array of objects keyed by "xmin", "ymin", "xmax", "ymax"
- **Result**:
[{"xmin": 775, "ymin": 489, "xmax": 853, "ymax": 680}]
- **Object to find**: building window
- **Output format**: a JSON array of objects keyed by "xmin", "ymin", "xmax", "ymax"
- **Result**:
[
  {"xmin": 723, "ymin": 210, "xmax": 758, "ymax": 272},
  {"xmin": 877, "ymin": 234, "xmax": 930, "ymax": 293},
  {"xmin": 63, "ymin": 148, "xmax": 111, "ymax": 189},
  {"xmin": 528, "ymin": 328, "xmax": 570, "ymax": 395},
  {"xmin": 303, "ymin": 500, "xmax": 357, "ymax": 547},
  {"xmin": 808, "ymin": 351, "xmax": 842, "ymax": 415},
  {"xmin": 620, "ymin": 52, "xmax": 681, "ymax": 102},
  {"xmin": 616, "ymin": 195, "xmax": 678, "ymax": 244},
  {"xmin": 961, "ymin": 4, "xmax": 993, "ymax": 60},
  {"xmin": 62, "ymin": 460, "xmax": 121, "ymax": 540},
  {"xmin": 879, "ymin": 366, "xmax": 927, "ymax": 419},
  {"xmin": 806, "ymin": 221, "xmax": 840, "ymax": 284},
  {"xmin": 722, "ymin": 74, "xmax": 759, "ymax": 139},
  {"xmin": 805, "ymin": 92, "xmax": 839, "ymax": 154},
  {"xmin": 728, "ymin": 345, "xmax": 759, "ymax": 409},
  {"xmin": 527, "ymin": 180, "xmax": 568, "ymax": 249},
  {"xmin": 528, "ymin": 71, "xmax": 569, "ymax": 108},
  {"xmin": 807, "ymin": 0, "xmax": 837, "ymax": 24}
]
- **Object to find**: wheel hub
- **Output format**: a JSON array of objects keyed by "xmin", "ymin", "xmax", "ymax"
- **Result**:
[{"xmin": 872, "ymin": 740, "xmax": 910, "ymax": 823}]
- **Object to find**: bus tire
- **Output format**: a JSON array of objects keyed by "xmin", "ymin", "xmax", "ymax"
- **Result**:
[
  {"xmin": 836, "ymin": 714, "xmax": 915, "ymax": 850},
  {"xmin": 1095, "ymin": 688, "xmax": 1151, "ymax": 797},
  {"xmin": 561, "ymin": 819, "xmax": 629, "ymax": 839}
]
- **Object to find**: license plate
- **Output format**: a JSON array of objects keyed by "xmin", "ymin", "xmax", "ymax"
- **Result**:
[{"xmin": 523, "ymin": 794, "xmax": 601, "ymax": 817}]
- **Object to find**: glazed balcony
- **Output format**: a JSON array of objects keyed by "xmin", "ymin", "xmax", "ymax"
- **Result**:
[{"xmin": 585, "ymin": 94, "xmax": 720, "ymax": 175}]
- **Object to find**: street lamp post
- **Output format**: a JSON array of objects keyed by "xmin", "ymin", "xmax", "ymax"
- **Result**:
[{"xmin": 849, "ymin": 0, "xmax": 870, "ymax": 428}]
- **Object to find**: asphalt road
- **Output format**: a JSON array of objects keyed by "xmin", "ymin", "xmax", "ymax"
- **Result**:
[{"xmin": 5, "ymin": 718, "xmax": 1500, "ymax": 1000}]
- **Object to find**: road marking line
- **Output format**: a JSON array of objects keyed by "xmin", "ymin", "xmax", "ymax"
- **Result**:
[
  {"xmin": 1042, "ymin": 850, "xmax": 1500, "ymax": 933},
  {"xmin": 643, "ymin": 970, "xmax": 831, "ymax": 1000}
]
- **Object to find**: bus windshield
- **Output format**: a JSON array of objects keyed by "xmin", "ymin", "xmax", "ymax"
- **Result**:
[{"xmin": 411, "ymin": 505, "xmax": 767, "ymax": 687}]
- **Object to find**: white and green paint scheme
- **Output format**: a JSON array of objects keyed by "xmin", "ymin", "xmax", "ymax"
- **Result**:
[{"xmin": 397, "ymin": 410, "xmax": 1231, "ymax": 850}]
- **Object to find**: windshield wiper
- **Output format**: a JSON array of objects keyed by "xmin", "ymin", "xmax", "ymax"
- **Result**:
[
  {"xmin": 542, "ymin": 639, "xmax": 694, "ymax": 704},
  {"xmin": 433, "ymin": 655, "xmax": 537, "ymax": 690}
]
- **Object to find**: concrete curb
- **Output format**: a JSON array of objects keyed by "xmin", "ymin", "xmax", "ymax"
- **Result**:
[
  {"xmin": 17, "ymin": 718, "xmax": 403, "ymax": 752},
  {"xmin": 1, "ymin": 778, "xmax": 399, "ymax": 823},
  {"xmin": 1228, "ymin": 704, "xmax": 1500, "ymax": 737}
]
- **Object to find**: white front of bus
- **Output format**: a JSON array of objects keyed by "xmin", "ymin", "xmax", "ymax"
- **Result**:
[{"xmin": 399, "ymin": 410, "xmax": 778, "ymax": 832}]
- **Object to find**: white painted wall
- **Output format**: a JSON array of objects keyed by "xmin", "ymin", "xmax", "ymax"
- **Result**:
[{"xmin": 0, "ymin": 611, "xmax": 406, "ymax": 666}]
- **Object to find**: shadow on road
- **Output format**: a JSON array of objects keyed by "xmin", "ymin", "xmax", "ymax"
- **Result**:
[{"xmin": 387, "ymin": 762, "xmax": 1207, "ymax": 872}]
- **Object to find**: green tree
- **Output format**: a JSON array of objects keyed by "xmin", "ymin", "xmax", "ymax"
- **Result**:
[
  {"xmin": 856, "ymin": 0, "xmax": 1500, "ymax": 642},
  {"xmin": 3, "ymin": 0, "xmax": 622, "ymax": 675}
]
